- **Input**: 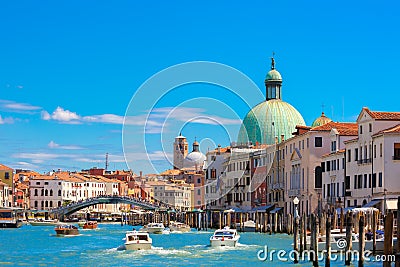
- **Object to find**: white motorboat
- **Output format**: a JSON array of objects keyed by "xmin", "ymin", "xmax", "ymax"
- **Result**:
[
  {"xmin": 235, "ymin": 220, "xmax": 260, "ymax": 232},
  {"xmin": 29, "ymin": 218, "xmax": 59, "ymax": 226},
  {"xmin": 139, "ymin": 223, "xmax": 165, "ymax": 234},
  {"xmin": 124, "ymin": 230, "xmax": 152, "ymax": 250},
  {"xmin": 210, "ymin": 226, "xmax": 240, "ymax": 247},
  {"xmin": 169, "ymin": 221, "xmax": 191, "ymax": 233}
]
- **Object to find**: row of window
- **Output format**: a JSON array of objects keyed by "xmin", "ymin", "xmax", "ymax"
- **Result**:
[
  {"xmin": 347, "ymin": 143, "xmax": 383, "ymax": 162},
  {"xmin": 227, "ymin": 161, "xmax": 250, "ymax": 172},
  {"xmin": 321, "ymin": 158, "xmax": 345, "ymax": 172},
  {"xmin": 31, "ymin": 181, "xmax": 112, "ymax": 188},
  {"xmin": 351, "ymin": 173, "xmax": 383, "ymax": 189}
]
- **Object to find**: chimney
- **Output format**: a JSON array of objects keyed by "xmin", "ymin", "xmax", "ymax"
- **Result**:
[
  {"xmin": 281, "ymin": 134, "xmax": 285, "ymax": 142},
  {"xmin": 217, "ymin": 144, "xmax": 221, "ymax": 154}
]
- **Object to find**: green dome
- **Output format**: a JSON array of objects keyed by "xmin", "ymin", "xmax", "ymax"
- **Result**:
[
  {"xmin": 237, "ymin": 99, "xmax": 305, "ymax": 145},
  {"xmin": 265, "ymin": 69, "xmax": 282, "ymax": 81},
  {"xmin": 311, "ymin": 112, "xmax": 332, "ymax": 127}
]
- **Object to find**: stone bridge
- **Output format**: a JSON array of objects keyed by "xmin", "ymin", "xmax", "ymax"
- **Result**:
[{"xmin": 50, "ymin": 196, "xmax": 159, "ymax": 218}]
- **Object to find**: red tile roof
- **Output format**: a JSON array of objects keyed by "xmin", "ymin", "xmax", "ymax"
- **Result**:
[
  {"xmin": 0, "ymin": 164, "xmax": 12, "ymax": 171},
  {"xmin": 311, "ymin": 122, "xmax": 358, "ymax": 136},
  {"xmin": 373, "ymin": 124, "xmax": 400, "ymax": 136},
  {"xmin": 364, "ymin": 108, "xmax": 400, "ymax": 121}
]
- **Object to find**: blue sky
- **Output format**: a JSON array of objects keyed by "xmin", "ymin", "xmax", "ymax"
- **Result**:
[{"xmin": 0, "ymin": 1, "xmax": 399, "ymax": 174}]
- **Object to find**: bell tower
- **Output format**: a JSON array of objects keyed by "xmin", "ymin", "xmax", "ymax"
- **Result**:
[{"xmin": 173, "ymin": 133, "xmax": 188, "ymax": 169}]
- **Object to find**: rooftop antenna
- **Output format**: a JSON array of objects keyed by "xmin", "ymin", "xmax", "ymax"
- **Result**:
[
  {"xmin": 342, "ymin": 97, "xmax": 345, "ymax": 121},
  {"xmin": 105, "ymin": 153, "xmax": 109, "ymax": 170}
]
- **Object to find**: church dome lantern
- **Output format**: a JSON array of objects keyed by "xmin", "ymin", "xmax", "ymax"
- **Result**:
[{"xmin": 238, "ymin": 56, "xmax": 305, "ymax": 145}]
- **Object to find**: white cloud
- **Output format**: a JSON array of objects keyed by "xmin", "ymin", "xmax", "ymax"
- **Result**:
[
  {"xmin": 83, "ymin": 114, "xmax": 124, "ymax": 124},
  {"xmin": 51, "ymin": 107, "xmax": 80, "ymax": 122},
  {"xmin": 4, "ymin": 102, "xmax": 41, "ymax": 111},
  {"xmin": 12, "ymin": 161, "xmax": 39, "ymax": 170},
  {"xmin": 0, "ymin": 100, "xmax": 42, "ymax": 113},
  {"xmin": 48, "ymin": 140, "xmax": 83, "ymax": 150},
  {"xmin": 0, "ymin": 115, "xmax": 14, "ymax": 124},
  {"xmin": 41, "ymin": 110, "xmax": 51, "ymax": 120},
  {"xmin": 12, "ymin": 152, "xmax": 65, "ymax": 161}
]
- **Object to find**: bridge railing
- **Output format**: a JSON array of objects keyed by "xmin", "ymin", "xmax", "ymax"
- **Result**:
[{"xmin": 49, "ymin": 195, "xmax": 164, "ymax": 215}]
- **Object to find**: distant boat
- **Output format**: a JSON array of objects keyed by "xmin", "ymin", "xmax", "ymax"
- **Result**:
[
  {"xmin": 210, "ymin": 226, "xmax": 240, "ymax": 247},
  {"xmin": 169, "ymin": 221, "xmax": 191, "ymax": 233},
  {"xmin": 124, "ymin": 230, "xmax": 152, "ymax": 250},
  {"xmin": 0, "ymin": 208, "xmax": 23, "ymax": 228},
  {"xmin": 29, "ymin": 218, "xmax": 59, "ymax": 226},
  {"xmin": 235, "ymin": 220, "xmax": 258, "ymax": 232},
  {"xmin": 78, "ymin": 220, "xmax": 87, "ymax": 228},
  {"xmin": 139, "ymin": 223, "xmax": 165, "ymax": 234},
  {"xmin": 83, "ymin": 221, "xmax": 98, "ymax": 230},
  {"xmin": 55, "ymin": 224, "xmax": 79, "ymax": 236}
]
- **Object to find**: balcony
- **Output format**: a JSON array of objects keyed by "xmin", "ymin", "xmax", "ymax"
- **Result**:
[
  {"xmin": 288, "ymin": 189, "xmax": 300, "ymax": 197},
  {"xmin": 357, "ymin": 158, "xmax": 372, "ymax": 165},
  {"xmin": 272, "ymin": 183, "xmax": 284, "ymax": 190}
]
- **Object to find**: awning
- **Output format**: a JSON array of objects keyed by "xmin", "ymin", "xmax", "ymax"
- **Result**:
[
  {"xmin": 251, "ymin": 205, "xmax": 274, "ymax": 213},
  {"xmin": 386, "ymin": 199, "xmax": 398, "ymax": 210},
  {"xmin": 363, "ymin": 199, "xmax": 382, "ymax": 208},
  {"xmin": 270, "ymin": 207, "xmax": 283, "ymax": 214},
  {"xmin": 335, "ymin": 207, "xmax": 354, "ymax": 214},
  {"xmin": 226, "ymin": 207, "xmax": 245, "ymax": 213}
]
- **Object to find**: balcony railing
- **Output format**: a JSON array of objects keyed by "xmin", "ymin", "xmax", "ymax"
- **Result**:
[
  {"xmin": 357, "ymin": 158, "xmax": 372, "ymax": 165},
  {"xmin": 272, "ymin": 183, "xmax": 284, "ymax": 190},
  {"xmin": 288, "ymin": 189, "xmax": 300, "ymax": 197}
]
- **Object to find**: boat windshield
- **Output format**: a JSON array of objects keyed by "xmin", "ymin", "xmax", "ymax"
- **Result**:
[{"xmin": 214, "ymin": 231, "xmax": 235, "ymax": 237}]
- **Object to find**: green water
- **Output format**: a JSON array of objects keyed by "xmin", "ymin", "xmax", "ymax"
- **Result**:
[{"xmin": 0, "ymin": 224, "xmax": 387, "ymax": 266}]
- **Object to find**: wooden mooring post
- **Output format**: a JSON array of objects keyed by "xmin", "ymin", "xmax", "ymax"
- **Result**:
[
  {"xmin": 299, "ymin": 216, "xmax": 304, "ymax": 254},
  {"xmin": 302, "ymin": 213, "xmax": 307, "ymax": 252},
  {"xmin": 383, "ymin": 212, "xmax": 394, "ymax": 267},
  {"xmin": 345, "ymin": 212, "xmax": 353, "ymax": 266},
  {"xmin": 372, "ymin": 209, "xmax": 377, "ymax": 255},
  {"xmin": 396, "ymin": 196, "xmax": 400, "ymax": 267},
  {"xmin": 358, "ymin": 215, "xmax": 365, "ymax": 267},
  {"xmin": 310, "ymin": 213, "xmax": 318, "ymax": 267},
  {"xmin": 293, "ymin": 215, "xmax": 299, "ymax": 264},
  {"xmin": 325, "ymin": 215, "xmax": 331, "ymax": 267}
]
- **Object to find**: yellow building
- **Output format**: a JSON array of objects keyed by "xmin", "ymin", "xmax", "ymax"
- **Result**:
[{"xmin": 0, "ymin": 164, "xmax": 13, "ymax": 188}]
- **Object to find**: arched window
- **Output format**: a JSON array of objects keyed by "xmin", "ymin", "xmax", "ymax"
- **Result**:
[
  {"xmin": 45, "ymin": 189, "xmax": 48, "ymax": 196},
  {"xmin": 58, "ymin": 190, "xmax": 61, "ymax": 196},
  {"xmin": 34, "ymin": 189, "xmax": 38, "ymax": 196},
  {"xmin": 50, "ymin": 190, "xmax": 53, "ymax": 196},
  {"xmin": 315, "ymin": 166, "xmax": 322, "ymax": 188},
  {"xmin": 41, "ymin": 201, "xmax": 44, "ymax": 208},
  {"xmin": 49, "ymin": 201, "xmax": 53, "ymax": 207},
  {"xmin": 362, "ymin": 199, "xmax": 367, "ymax": 206},
  {"xmin": 41, "ymin": 189, "xmax": 44, "ymax": 196},
  {"xmin": 34, "ymin": 201, "xmax": 38, "ymax": 208},
  {"xmin": 45, "ymin": 201, "xmax": 48, "ymax": 207},
  {"xmin": 58, "ymin": 201, "xmax": 61, "ymax": 207}
]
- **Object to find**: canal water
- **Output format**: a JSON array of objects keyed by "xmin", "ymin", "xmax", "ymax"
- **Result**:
[{"xmin": 0, "ymin": 224, "xmax": 385, "ymax": 266}]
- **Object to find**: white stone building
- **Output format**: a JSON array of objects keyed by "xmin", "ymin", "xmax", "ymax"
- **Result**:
[
  {"xmin": 0, "ymin": 181, "xmax": 10, "ymax": 207},
  {"xmin": 151, "ymin": 181, "xmax": 192, "ymax": 211},
  {"xmin": 344, "ymin": 107, "xmax": 400, "ymax": 212}
]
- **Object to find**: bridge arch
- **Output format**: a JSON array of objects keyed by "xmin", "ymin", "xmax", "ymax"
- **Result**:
[{"xmin": 51, "ymin": 196, "xmax": 160, "ymax": 218}]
